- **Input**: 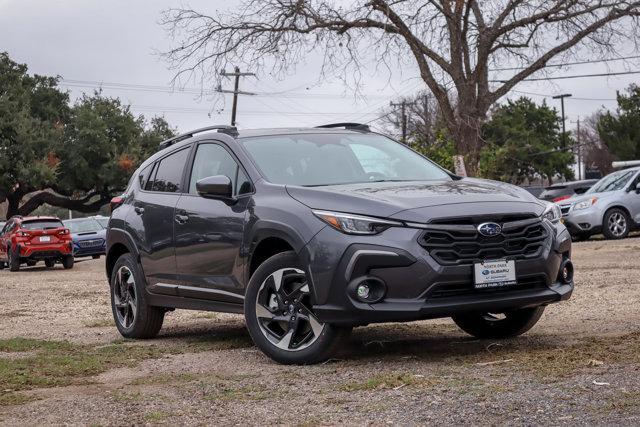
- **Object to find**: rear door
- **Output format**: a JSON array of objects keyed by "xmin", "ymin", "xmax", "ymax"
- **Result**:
[
  {"xmin": 173, "ymin": 141, "xmax": 252, "ymax": 303},
  {"xmin": 625, "ymin": 171, "xmax": 640, "ymax": 224},
  {"xmin": 133, "ymin": 146, "xmax": 191, "ymax": 290}
]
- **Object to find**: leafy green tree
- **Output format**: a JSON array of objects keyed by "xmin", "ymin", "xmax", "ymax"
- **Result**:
[
  {"xmin": 480, "ymin": 97, "xmax": 574, "ymax": 185},
  {"xmin": 411, "ymin": 127, "xmax": 456, "ymax": 172},
  {"xmin": 598, "ymin": 85, "xmax": 640, "ymax": 161},
  {"xmin": 0, "ymin": 53, "xmax": 175, "ymax": 219}
]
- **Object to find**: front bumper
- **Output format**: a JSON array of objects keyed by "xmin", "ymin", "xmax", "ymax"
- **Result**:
[
  {"xmin": 302, "ymin": 221, "xmax": 573, "ymax": 326},
  {"xmin": 561, "ymin": 207, "xmax": 602, "ymax": 235}
]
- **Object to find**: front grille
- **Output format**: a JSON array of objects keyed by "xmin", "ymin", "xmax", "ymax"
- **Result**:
[
  {"xmin": 427, "ymin": 275, "xmax": 547, "ymax": 299},
  {"xmin": 78, "ymin": 239, "xmax": 104, "ymax": 248},
  {"xmin": 418, "ymin": 216, "xmax": 549, "ymax": 266}
]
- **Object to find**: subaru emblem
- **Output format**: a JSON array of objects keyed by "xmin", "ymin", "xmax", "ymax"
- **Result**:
[{"xmin": 477, "ymin": 222, "xmax": 502, "ymax": 236}]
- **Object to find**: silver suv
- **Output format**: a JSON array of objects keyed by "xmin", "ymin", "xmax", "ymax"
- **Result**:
[{"xmin": 558, "ymin": 167, "xmax": 640, "ymax": 240}]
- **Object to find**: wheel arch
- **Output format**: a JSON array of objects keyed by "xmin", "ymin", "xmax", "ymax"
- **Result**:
[
  {"xmin": 603, "ymin": 204, "xmax": 632, "ymax": 222},
  {"xmin": 105, "ymin": 228, "xmax": 140, "ymax": 280}
]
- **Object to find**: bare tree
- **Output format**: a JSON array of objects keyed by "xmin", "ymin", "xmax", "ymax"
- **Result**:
[
  {"xmin": 161, "ymin": 1, "xmax": 640, "ymax": 175},
  {"xmin": 578, "ymin": 113, "xmax": 615, "ymax": 176}
]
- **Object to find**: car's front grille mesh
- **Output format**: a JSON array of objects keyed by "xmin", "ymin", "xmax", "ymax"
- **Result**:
[
  {"xmin": 78, "ymin": 239, "xmax": 104, "ymax": 248},
  {"xmin": 418, "ymin": 216, "xmax": 549, "ymax": 266}
]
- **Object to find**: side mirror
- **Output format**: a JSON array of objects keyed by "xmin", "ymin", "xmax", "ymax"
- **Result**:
[
  {"xmin": 196, "ymin": 175, "xmax": 233, "ymax": 200},
  {"xmin": 636, "ymin": 182, "xmax": 640, "ymax": 194}
]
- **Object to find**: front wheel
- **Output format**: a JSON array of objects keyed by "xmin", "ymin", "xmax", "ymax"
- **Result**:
[
  {"xmin": 452, "ymin": 306, "xmax": 545, "ymax": 339},
  {"xmin": 45, "ymin": 259, "xmax": 55, "ymax": 268},
  {"xmin": 603, "ymin": 208, "xmax": 630, "ymax": 240},
  {"xmin": 110, "ymin": 253, "xmax": 164, "ymax": 339},
  {"xmin": 244, "ymin": 251, "xmax": 350, "ymax": 365}
]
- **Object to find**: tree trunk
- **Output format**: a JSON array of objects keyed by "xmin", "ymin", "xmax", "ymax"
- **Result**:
[
  {"xmin": 450, "ymin": 115, "xmax": 484, "ymax": 177},
  {"xmin": 5, "ymin": 193, "xmax": 21, "ymax": 220}
]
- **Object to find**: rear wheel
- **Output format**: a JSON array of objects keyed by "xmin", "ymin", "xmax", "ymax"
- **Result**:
[
  {"xmin": 45, "ymin": 259, "xmax": 55, "ymax": 268},
  {"xmin": 62, "ymin": 255, "xmax": 74, "ymax": 269},
  {"xmin": 110, "ymin": 253, "xmax": 164, "ymax": 338},
  {"xmin": 244, "ymin": 251, "xmax": 350, "ymax": 365},
  {"xmin": 8, "ymin": 248, "xmax": 19, "ymax": 272},
  {"xmin": 603, "ymin": 208, "xmax": 630, "ymax": 240},
  {"xmin": 452, "ymin": 306, "xmax": 545, "ymax": 339},
  {"xmin": 26, "ymin": 260, "xmax": 37, "ymax": 267}
]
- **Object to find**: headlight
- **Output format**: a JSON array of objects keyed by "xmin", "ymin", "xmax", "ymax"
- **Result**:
[
  {"xmin": 312, "ymin": 210, "xmax": 403, "ymax": 235},
  {"xmin": 573, "ymin": 197, "xmax": 598, "ymax": 211},
  {"xmin": 542, "ymin": 203, "xmax": 562, "ymax": 223}
]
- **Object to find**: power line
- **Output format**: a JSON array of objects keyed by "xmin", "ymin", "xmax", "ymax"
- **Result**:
[
  {"xmin": 489, "ymin": 54, "xmax": 640, "ymax": 72},
  {"xmin": 491, "ymin": 70, "xmax": 640, "ymax": 83}
]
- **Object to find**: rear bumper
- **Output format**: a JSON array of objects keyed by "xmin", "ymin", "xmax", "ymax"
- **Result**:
[
  {"xmin": 302, "ymin": 221, "xmax": 573, "ymax": 326},
  {"xmin": 18, "ymin": 243, "xmax": 73, "ymax": 259}
]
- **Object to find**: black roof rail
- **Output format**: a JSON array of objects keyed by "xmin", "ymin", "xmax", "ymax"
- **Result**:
[
  {"xmin": 158, "ymin": 125, "xmax": 239, "ymax": 150},
  {"xmin": 315, "ymin": 122, "xmax": 371, "ymax": 132}
]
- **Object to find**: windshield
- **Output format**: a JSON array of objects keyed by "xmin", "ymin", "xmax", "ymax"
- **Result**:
[
  {"xmin": 239, "ymin": 133, "xmax": 451, "ymax": 186},
  {"xmin": 63, "ymin": 218, "xmax": 103, "ymax": 233},
  {"xmin": 21, "ymin": 220, "xmax": 64, "ymax": 230},
  {"xmin": 586, "ymin": 170, "xmax": 637, "ymax": 194}
]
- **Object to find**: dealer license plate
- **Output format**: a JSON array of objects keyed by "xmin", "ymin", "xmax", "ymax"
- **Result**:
[
  {"xmin": 39, "ymin": 236, "xmax": 51, "ymax": 243},
  {"xmin": 473, "ymin": 259, "xmax": 517, "ymax": 289}
]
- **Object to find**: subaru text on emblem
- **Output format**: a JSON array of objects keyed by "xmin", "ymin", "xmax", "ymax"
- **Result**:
[{"xmin": 478, "ymin": 222, "xmax": 502, "ymax": 236}]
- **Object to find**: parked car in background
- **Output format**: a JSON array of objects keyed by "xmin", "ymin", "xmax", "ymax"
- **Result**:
[
  {"xmin": 0, "ymin": 216, "xmax": 74, "ymax": 271},
  {"xmin": 558, "ymin": 168, "xmax": 640, "ymax": 240},
  {"xmin": 63, "ymin": 217, "xmax": 107, "ymax": 259},
  {"xmin": 539, "ymin": 179, "xmax": 598, "ymax": 203},
  {"xmin": 106, "ymin": 124, "xmax": 574, "ymax": 365}
]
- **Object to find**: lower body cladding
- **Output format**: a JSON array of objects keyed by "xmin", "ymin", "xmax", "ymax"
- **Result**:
[{"xmin": 302, "ymin": 222, "xmax": 573, "ymax": 326}]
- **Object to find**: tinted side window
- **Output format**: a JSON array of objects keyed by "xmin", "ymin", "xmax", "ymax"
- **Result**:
[
  {"xmin": 189, "ymin": 144, "xmax": 251, "ymax": 195},
  {"xmin": 138, "ymin": 164, "xmax": 153, "ymax": 190},
  {"xmin": 149, "ymin": 148, "xmax": 190, "ymax": 193}
]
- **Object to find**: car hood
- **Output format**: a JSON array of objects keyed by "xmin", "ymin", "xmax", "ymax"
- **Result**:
[
  {"xmin": 72, "ymin": 229, "xmax": 107, "ymax": 241},
  {"xmin": 286, "ymin": 178, "xmax": 545, "ymax": 221}
]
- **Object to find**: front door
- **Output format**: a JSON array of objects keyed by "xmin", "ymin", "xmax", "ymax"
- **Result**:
[
  {"xmin": 135, "ymin": 147, "xmax": 191, "ymax": 289},
  {"xmin": 174, "ymin": 142, "xmax": 252, "ymax": 303}
]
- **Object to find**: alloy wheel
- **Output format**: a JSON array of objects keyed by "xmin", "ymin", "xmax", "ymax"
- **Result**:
[
  {"xmin": 113, "ymin": 266, "xmax": 137, "ymax": 329},
  {"xmin": 255, "ymin": 268, "xmax": 325, "ymax": 351},
  {"xmin": 608, "ymin": 212, "xmax": 627, "ymax": 237}
]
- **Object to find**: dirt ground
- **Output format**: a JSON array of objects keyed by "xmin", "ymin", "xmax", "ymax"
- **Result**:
[{"xmin": 1, "ymin": 237, "xmax": 639, "ymax": 425}]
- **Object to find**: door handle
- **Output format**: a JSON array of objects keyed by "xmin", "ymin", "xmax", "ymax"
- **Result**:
[
  {"xmin": 134, "ymin": 207, "xmax": 145, "ymax": 215},
  {"xmin": 175, "ymin": 214, "xmax": 189, "ymax": 224}
]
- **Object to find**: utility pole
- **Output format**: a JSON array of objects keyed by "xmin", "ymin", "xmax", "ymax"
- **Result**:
[
  {"xmin": 390, "ymin": 100, "xmax": 417, "ymax": 144},
  {"xmin": 552, "ymin": 93, "xmax": 572, "ymax": 149},
  {"xmin": 576, "ymin": 118, "xmax": 582, "ymax": 180},
  {"xmin": 217, "ymin": 67, "xmax": 256, "ymax": 126}
]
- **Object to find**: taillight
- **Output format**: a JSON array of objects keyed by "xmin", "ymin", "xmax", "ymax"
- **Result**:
[
  {"xmin": 552, "ymin": 195, "xmax": 571, "ymax": 203},
  {"xmin": 58, "ymin": 229, "xmax": 70, "ymax": 235},
  {"xmin": 110, "ymin": 195, "xmax": 125, "ymax": 212},
  {"xmin": 17, "ymin": 230, "xmax": 30, "ymax": 237}
]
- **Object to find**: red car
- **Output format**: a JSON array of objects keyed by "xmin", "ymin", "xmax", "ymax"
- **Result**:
[{"xmin": 0, "ymin": 216, "xmax": 74, "ymax": 271}]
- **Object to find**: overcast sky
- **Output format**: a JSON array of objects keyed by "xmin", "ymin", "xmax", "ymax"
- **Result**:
[{"xmin": 2, "ymin": 0, "xmax": 639, "ymax": 134}]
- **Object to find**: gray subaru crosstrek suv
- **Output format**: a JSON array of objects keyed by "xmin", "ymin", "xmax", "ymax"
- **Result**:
[{"xmin": 106, "ymin": 124, "xmax": 574, "ymax": 364}]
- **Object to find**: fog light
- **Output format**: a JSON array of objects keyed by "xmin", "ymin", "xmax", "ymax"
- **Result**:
[
  {"xmin": 356, "ymin": 284, "xmax": 370, "ymax": 299},
  {"xmin": 559, "ymin": 259, "xmax": 574, "ymax": 284}
]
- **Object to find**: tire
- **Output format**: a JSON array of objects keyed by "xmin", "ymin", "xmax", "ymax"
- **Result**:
[
  {"xmin": 452, "ymin": 306, "xmax": 545, "ymax": 339},
  {"xmin": 110, "ymin": 252, "xmax": 164, "ymax": 339},
  {"xmin": 62, "ymin": 255, "xmax": 74, "ymax": 269},
  {"xmin": 244, "ymin": 251, "xmax": 351, "ymax": 365},
  {"xmin": 45, "ymin": 259, "xmax": 55, "ymax": 268},
  {"xmin": 0, "ymin": 261, "xmax": 5, "ymax": 270},
  {"xmin": 8, "ymin": 248, "xmax": 20, "ymax": 272},
  {"xmin": 602, "ymin": 208, "xmax": 630, "ymax": 240},
  {"xmin": 26, "ymin": 260, "xmax": 37, "ymax": 267}
]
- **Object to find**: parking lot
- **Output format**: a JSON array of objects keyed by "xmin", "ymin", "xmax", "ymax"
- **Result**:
[{"xmin": 1, "ymin": 237, "xmax": 639, "ymax": 425}]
